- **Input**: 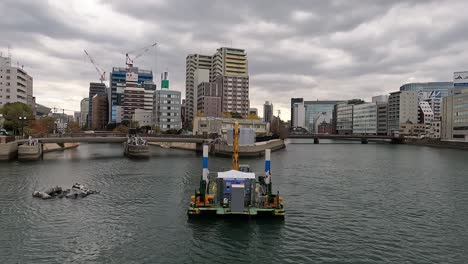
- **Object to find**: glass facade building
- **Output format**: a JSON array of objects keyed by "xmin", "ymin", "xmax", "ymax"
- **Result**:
[
  {"xmin": 400, "ymin": 82, "xmax": 453, "ymax": 98},
  {"xmin": 303, "ymin": 101, "xmax": 340, "ymax": 133},
  {"xmin": 109, "ymin": 67, "xmax": 153, "ymax": 123}
]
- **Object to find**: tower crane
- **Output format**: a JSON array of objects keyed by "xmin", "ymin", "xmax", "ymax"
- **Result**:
[
  {"xmin": 84, "ymin": 50, "xmax": 106, "ymax": 83},
  {"xmin": 125, "ymin": 42, "xmax": 157, "ymax": 67}
]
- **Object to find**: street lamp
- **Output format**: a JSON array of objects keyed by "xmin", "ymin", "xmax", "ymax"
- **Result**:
[{"xmin": 19, "ymin": 116, "xmax": 27, "ymax": 137}]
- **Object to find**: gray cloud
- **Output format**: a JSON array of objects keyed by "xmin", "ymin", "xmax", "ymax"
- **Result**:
[{"xmin": 1, "ymin": 0, "xmax": 467, "ymax": 119}]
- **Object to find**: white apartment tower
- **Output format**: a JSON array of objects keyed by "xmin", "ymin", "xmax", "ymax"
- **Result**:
[{"xmin": 0, "ymin": 55, "xmax": 34, "ymax": 109}]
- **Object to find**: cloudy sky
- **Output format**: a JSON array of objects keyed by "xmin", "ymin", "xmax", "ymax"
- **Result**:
[{"xmin": 1, "ymin": 0, "xmax": 467, "ymax": 119}]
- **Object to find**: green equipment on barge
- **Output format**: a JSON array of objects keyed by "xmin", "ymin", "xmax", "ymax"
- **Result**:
[{"xmin": 188, "ymin": 121, "xmax": 285, "ymax": 218}]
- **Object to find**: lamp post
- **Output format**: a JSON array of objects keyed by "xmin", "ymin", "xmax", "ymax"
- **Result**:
[{"xmin": 19, "ymin": 116, "xmax": 27, "ymax": 137}]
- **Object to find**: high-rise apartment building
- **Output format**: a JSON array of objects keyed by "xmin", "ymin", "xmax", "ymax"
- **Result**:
[
  {"xmin": 109, "ymin": 67, "xmax": 153, "ymax": 123},
  {"xmin": 0, "ymin": 55, "xmax": 34, "ymax": 109},
  {"xmin": 210, "ymin": 47, "xmax": 248, "ymax": 81},
  {"xmin": 153, "ymin": 72, "xmax": 182, "ymax": 131},
  {"xmin": 263, "ymin": 101, "xmax": 273, "ymax": 123},
  {"xmin": 80, "ymin": 98, "xmax": 89, "ymax": 128},
  {"xmin": 197, "ymin": 82, "xmax": 222, "ymax": 117},
  {"xmin": 388, "ymin": 91, "xmax": 418, "ymax": 136},
  {"xmin": 185, "ymin": 47, "xmax": 249, "ymax": 123},
  {"xmin": 185, "ymin": 54, "xmax": 212, "ymax": 122},
  {"xmin": 88, "ymin": 82, "xmax": 106, "ymax": 128},
  {"xmin": 214, "ymin": 75, "xmax": 249, "ymax": 115}
]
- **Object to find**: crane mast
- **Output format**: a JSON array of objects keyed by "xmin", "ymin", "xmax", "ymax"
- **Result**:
[
  {"xmin": 125, "ymin": 42, "xmax": 157, "ymax": 67},
  {"xmin": 84, "ymin": 50, "xmax": 106, "ymax": 83}
]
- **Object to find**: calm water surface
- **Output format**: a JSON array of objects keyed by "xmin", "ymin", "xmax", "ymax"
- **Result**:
[{"xmin": 1, "ymin": 141, "xmax": 468, "ymax": 263}]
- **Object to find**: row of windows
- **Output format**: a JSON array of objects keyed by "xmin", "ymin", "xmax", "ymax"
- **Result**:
[
  {"xmin": 455, "ymin": 111, "xmax": 468, "ymax": 116},
  {"xmin": 454, "ymin": 103, "xmax": 468, "ymax": 109}
]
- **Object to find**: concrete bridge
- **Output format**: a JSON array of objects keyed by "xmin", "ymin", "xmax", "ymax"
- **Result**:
[
  {"xmin": 287, "ymin": 134, "xmax": 403, "ymax": 144},
  {"xmin": 0, "ymin": 134, "xmax": 208, "ymax": 160}
]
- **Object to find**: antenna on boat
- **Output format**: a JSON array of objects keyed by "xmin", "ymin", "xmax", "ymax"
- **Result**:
[
  {"xmin": 232, "ymin": 121, "xmax": 240, "ymax": 170},
  {"xmin": 202, "ymin": 145, "xmax": 209, "ymax": 193},
  {"xmin": 265, "ymin": 149, "xmax": 272, "ymax": 195}
]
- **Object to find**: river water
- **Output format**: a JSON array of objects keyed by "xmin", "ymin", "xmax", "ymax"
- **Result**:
[{"xmin": 1, "ymin": 141, "xmax": 468, "ymax": 263}]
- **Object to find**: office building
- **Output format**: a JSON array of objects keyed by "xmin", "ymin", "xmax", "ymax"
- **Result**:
[
  {"xmin": 74, "ymin": 111, "xmax": 81, "ymax": 123},
  {"xmin": 292, "ymin": 102, "xmax": 306, "ymax": 128},
  {"xmin": 352, "ymin": 103, "xmax": 377, "ymax": 135},
  {"xmin": 336, "ymin": 99, "xmax": 365, "ymax": 135},
  {"xmin": 376, "ymin": 103, "xmax": 388, "ymax": 135},
  {"xmin": 35, "ymin": 103, "xmax": 51, "ymax": 119},
  {"xmin": 336, "ymin": 103, "xmax": 354, "ymax": 135},
  {"xmin": 441, "ymin": 73, "xmax": 468, "ymax": 141},
  {"xmin": 193, "ymin": 117, "xmax": 267, "ymax": 138},
  {"xmin": 290, "ymin": 98, "xmax": 304, "ymax": 127},
  {"xmin": 0, "ymin": 55, "xmax": 34, "ymax": 109},
  {"xmin": 263, "ymin": 101, "xmax": 273, "ymax": 123},
  {"xmin": 304, "ymin": 100, "xmax": 341, "ymax": 133},
  {"xmin": 91, "ymin": 94, "xmax": 108, "ymax": 130},
  {"xmin": 181, "ymin": 99, "xmax": 187, "ymax": 128},
  {"xmin": 197, "ymin": 82, "xmax": 222, "ymax": 117},
  {"xmin": 388, "ymin": 91, "xmax": 418, "ymax": 136},
  {"xmin": 132, "ymin": 109, "xmax": 153, "ymax": 127},
  {"xmin": 418, "ymin": 101, "xmax": 434, "ymax": 133},
  {"xmin": 372, "ymin": 95, "xmax": 389, "ymax": 103},
  {"xmin": 88, "ymin": 82, "xmax": 106, "ymax": 127},
  {"xmin": 153, "ymin": 72, "xmax": 182, "ymax": 131},
  {"xmin": 249, "ymin": 108, "xmax": 258, "ymax": 116},
  {"xmin": 109, "ymin": 67, "xmax": 153, "ymax": 123},
  {"xmin": 80, "ymin": 98, "xmax": 89, "ymax": 128},
  {"xmin": 400, "ymin": 82, "xmax": 453, "ymax": 98}
]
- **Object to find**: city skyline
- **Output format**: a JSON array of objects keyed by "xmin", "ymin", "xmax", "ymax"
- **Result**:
[{"xmin": 2, "ymin": 0, "xmax": 468, "ymax": 119}]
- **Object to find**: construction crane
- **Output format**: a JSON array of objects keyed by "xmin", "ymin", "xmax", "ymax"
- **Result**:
[
  {"xmin": 125, "ymin": 42, "xmax": 157, "ymax": 67},
  {"xmin": 84, "ymin": 50, "xmax": 106, "ymax": 83}
]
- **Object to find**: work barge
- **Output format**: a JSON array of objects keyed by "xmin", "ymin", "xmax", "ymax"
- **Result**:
[{"xmin": 188, "ymin": 121, "xmax": 285, "ymax": 218}]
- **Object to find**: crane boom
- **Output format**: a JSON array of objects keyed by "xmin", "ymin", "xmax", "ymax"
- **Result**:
[
  {"xmin": 126, "ymin": 42, "xmax": 157, "ymax": 67},
  {"xmin": 84, "ymin": 50, "xmax": 106, "ymax": 83}
]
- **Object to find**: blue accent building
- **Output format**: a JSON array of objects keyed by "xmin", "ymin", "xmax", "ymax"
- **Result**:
[
  {"xmin": 400, "ymin": 82, "xmax": 453, "ymax": 98},
  {"xmin": 109, "ymin": 67, "xmax": 153, "ymax": 123}
]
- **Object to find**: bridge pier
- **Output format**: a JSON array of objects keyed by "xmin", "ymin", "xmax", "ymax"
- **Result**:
[
  {"xmin": 361, "ymin": 138, "xmax": 368, "ymax": 144},
  {"xmin": 313, "ymin": 138, "xmax": 319, "ymax": 144}
]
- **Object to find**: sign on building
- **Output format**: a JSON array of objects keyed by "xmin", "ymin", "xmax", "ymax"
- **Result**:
[
  {"xmin": 453, "ymin": 71, "xmax": 468, "ymax": 87},
  {"xmin": 126, "ymin": 72, "xmax": 138, "ymax": 82}
]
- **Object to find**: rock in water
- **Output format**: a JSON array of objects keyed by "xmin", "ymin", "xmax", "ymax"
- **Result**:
[
  {"xmin": 33, "ymin": 183, "xmax": 97, "ymax": 200},
  {"xmin": 32, "ymin": 191, "xmax": 52, "ymax": 199}
]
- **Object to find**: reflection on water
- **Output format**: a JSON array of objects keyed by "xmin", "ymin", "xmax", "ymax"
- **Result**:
[{"xmin": 1, "ymin": 142, "xmax": 468, "ymax": 263}]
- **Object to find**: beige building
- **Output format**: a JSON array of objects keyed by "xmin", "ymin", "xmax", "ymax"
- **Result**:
[
  {"xmin": 211, "ymin": 47, "xmax": 248, "ymax": 81},
  {"xmin": 441, "ymin": 89, "xmax": 468, "ymax": 141},
  {"xmin": 399, "ymin": 122, "xmax": 426, "ymax": 138},
  {"xmin": 193, "ymin": 117, "xmax": 267, "ymax": 138},
  {"xmin": 388, "ymin": 91, "xmax": 418, "ymax": 136}
]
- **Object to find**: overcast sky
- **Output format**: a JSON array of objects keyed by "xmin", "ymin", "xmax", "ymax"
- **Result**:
[{"xmin": 1, "ymin": 0, "xmax": 467, "ymax": 119}]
